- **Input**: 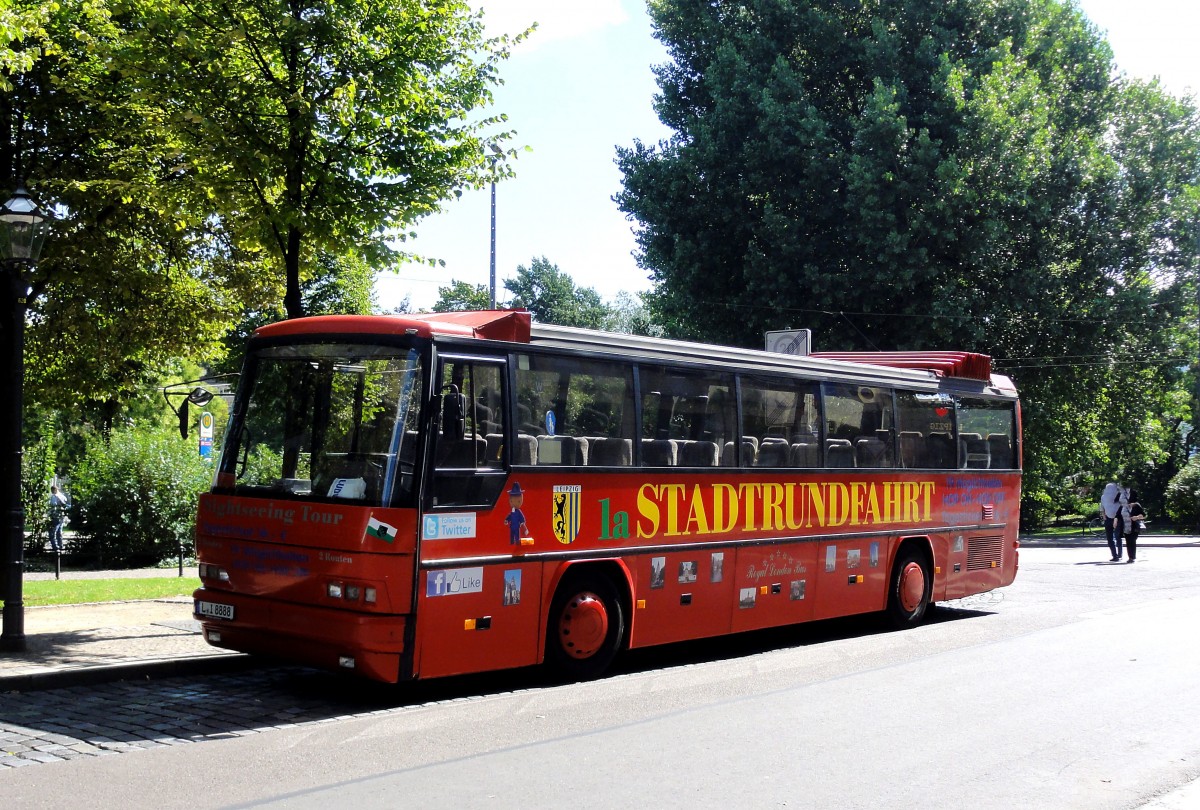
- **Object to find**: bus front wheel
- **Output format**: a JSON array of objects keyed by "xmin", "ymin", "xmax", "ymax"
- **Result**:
[
  {"xmin": 887, "ymin": 547, "xmax": 931, "ymax": 628},
  {"xmin": 545, "ymin": 573, "xmax": 625, "ymax": 680}
]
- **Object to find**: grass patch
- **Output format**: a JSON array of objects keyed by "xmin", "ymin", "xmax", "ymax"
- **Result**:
[{"xmin": 23, "ymin": 577, "xmax": 198, "ymax": 607}]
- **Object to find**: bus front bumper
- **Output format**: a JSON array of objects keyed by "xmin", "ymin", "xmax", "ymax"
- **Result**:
[{"xmin": 193, "ymin": 588, "xmax": 408, "ymax": 682}]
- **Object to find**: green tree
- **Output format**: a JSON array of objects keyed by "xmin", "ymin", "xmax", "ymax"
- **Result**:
[
  {"xmin": 504, "ymin": 256, "xmax": 614, "ymax": 328},
  {"xmin": 124, "ymin": 0, "xmax": 522, "ymax": 320},
  {"xmin": 433, "ymin": 279, "xmax": 492, "ymax": 312},
  {"xmin": 1164, "ymin": 455, "xmax": 1200, "ymax": 530},
  {"xmin": 216, "ymin": 251, "xmax": 378, "ymax": 375},
  {"xmin": 617, "ymin": 0, "xmax": 1200, "ymax": 526},
  {"xmin": 3, "ymin": 1, "xmax": 254, "ymax": 423}
]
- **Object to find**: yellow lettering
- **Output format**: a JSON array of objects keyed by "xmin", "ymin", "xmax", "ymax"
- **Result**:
[
  {"xmin": 882, "ymin": 482, "xmax": 901, "ymax": 523},
  {"xmin": 808, "ymin": 483, "xmax": 827, "ymax": 527},
  {"xmin": 864, "ymin": 483, "xmax": 881, "ymax": 524},
  {"xmin": 663, "ymin": 483, "xmax": 686, "ymax": 536},
  {"xmin": 685, "ymin": 484, "xmax": 711, "ymax": 535},
  {"xmin": 903, "ymin": 482, "xmax": 920, "ymax": 523},
  {"xmin": 713, "ymin": 483, "xmax": 738, "ymax": 533},
  {"xmin": 849, "ymin": 482, "xmax": 866, "ymax": 526},
  {"xmin": 636, "ymin": 484, "xmax": 661, "ymax": 538},
  {"xmin": 762, "ymin": 483, "xmax": 784, "ymax": 530},
  {"xmin": 783, "ymin": 483, "xmax": 805, "ymax": 530},
  {"xmin": 827, "ymin": 482, "xmax": 850, "ymax": 526},
  {"xmin": 921, "ymin": 481, "xmax": 935, "ymax": 521},
  {"xmin": 739, "ymin": 483, "xmax": 763, "ymax": 531}
]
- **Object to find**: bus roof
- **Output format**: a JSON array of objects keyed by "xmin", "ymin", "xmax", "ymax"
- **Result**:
[{"xmin": 253, "ymin": 310, "xmax": 1014, "ymax": 393}]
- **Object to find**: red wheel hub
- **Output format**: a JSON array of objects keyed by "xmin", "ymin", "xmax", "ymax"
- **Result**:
[
  {"xmin": 558, "ymin": 591, "xmax": 609, "ymax": 660},
  {"xmin": 899, "ymin": 562, "xmax": 926, "ymax": 613}
]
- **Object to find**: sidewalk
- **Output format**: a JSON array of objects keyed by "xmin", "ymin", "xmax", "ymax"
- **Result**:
[{"xmin": 0, "ymin": 568, "xmax": 251, "ymax": 692}]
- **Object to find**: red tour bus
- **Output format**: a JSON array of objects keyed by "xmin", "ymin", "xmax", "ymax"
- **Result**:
[{"xmin": 193, "ymin": 310, "xmax": 1020, "ymax": 682}]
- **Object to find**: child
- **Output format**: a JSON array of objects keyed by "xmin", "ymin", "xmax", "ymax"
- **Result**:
[{"xmin": 1123, "ymin": 489, "xmax": 1146, "ymax": 563}]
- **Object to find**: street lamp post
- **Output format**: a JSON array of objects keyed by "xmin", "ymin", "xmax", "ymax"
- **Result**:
[
  {"xmin": 489, "ymin": 176, "xmax": 497, "ymax": 309},
  {"xmin": 0, "ymin": 185, "xmax": 50, "ymax": 653},
  {"xmin": 487, "ymin": 143, "xmax": 503, "ymax": 310}
]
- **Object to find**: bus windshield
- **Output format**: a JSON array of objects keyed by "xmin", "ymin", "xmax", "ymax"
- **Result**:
[{"xmin": 218, "ymin": 342, "xmax": 424, "ymax": 506}]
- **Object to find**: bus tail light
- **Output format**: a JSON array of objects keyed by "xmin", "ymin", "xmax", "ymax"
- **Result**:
[{"xmin": 327, "ymin": 582, "xmax": 344, "ymax": 599}]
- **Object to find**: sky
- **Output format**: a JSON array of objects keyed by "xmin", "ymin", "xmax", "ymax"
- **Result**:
[{"xmin": 374, "ymin": 0, "xmax": 1200, "ymax": 314}]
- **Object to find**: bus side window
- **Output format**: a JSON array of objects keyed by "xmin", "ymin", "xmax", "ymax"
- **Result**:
[
  {"xmin": 640, "ymin": 365, "xmax": 733, "ymax": 467},
  {"xmin": 822, "ymin": 383, "xmax": 895, "ymax": 468},
  {"xmin": 956, "ymin": 397, "xmax": 1018, "ymax": 470},
  {"xmin": 741, "ymin": 375, "xmax": 820, "ymax": 468},
  {"xmin": 431, "ymin": 359, "xmax": 508, "ymax": 508},
  {"xmin": 515, "ymin": 353, "xmax": 635, "ymax": 468}
]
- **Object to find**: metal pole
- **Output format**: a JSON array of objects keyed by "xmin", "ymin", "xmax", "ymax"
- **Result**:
[
  {"xmin": 489, "ymin": 179, "xmax": 497, "ymax": 309},
  {"xmin": 0, "ymin": 261, "xmax": 27, "ymax": 651}
]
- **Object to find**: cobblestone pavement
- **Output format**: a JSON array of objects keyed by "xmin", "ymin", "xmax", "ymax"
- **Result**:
[
  {"xmin": 0, "ymin": 606, "xmax": 986, "ymax": 769},
  {"xmin": 0, "ymin": 664, "xmax": 512, "ymax": 768},
  {"xmin": 0, "ymin": 653, "xmax": 560, "ymax": 769}
]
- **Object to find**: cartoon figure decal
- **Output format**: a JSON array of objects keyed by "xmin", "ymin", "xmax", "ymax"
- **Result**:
[{"xmin": 504, "ymin": 482, "xmax": 529, "ymax": 546}]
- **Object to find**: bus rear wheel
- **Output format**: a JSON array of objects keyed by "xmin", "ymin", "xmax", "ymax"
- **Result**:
[
  {"xmin": 887, "ymin": 547, "xmax": 931, "ymax": 628},
  {"xmin": 546, "ymin": 573, "xmax": 625, "ymax": 680}
]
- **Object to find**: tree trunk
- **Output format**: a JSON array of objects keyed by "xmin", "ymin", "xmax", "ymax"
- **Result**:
[{"xmin": 283, "ymin": 225, "xmax": 304, "ymax": 319}]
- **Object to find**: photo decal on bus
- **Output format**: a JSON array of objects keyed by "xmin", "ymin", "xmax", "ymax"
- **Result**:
[{"xmin": 503, "ymin": 570, "xmax": 522, "ymax": 606}]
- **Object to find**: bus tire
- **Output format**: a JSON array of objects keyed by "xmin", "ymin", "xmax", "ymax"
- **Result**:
[
  {"xmin": 887, "ymin": 547, "xmax": 931, "ymax": 628},
  {"xmin": 545, "ymin": 572, "xmax": 625, "ymax": 680}
]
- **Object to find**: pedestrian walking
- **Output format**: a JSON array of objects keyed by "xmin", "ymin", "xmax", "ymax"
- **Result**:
[
  {"xmin": 1100, "ymin": 481, "xmax": 1126, "ymax": 561},
  {"xmin": 47, "ymin": 484, "xmax": 69, "ymax": 553},
  {"xmin": 1123, "ymin": 489, "xmax": 1146, "ymax": 563}
]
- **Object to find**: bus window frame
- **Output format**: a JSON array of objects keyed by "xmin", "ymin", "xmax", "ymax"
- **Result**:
[{"xmin": 425, "ymin": 352, "xmax": 511, "ymax": 511}]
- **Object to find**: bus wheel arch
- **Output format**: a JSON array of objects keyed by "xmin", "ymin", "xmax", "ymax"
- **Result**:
[
  {"xmin": 544, "ymin": 561, "xmax": 631, "ymax": 680},
  {"xmin": 887, "ymin": 538, "xmax": 934, "ymax": 629}
]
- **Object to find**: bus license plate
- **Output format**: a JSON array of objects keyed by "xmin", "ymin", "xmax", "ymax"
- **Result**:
[{"xmin": 196, "ymin": 600, "xmax": 235, "ymax": 621}]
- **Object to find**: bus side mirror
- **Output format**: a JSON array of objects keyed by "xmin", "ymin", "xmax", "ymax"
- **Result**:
[{"xmin": 179, "ymin": 399, "xmax": 189, "ymax": 440}]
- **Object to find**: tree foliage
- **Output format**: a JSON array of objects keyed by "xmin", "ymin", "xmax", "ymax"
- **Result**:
[
  {"xmin": 503, "ymin": 256, "xmax": 614, "ymax": 329},
  {"xmin": 4, "ymin": 0, "xmax": 520, "ymax": 419},
  {"xmin": 1164, "ymin": 455, "xmax": 1200, "ymax": 530},
  {"xmin": 617, "ymin": 0, "xmax": 1200, "ymax": 525},
  {"xmin": 3, "ymin": 0, "xmax": 243, "ymax": 420},
  {"xmin": 433, "ymin": 279, "xmax": 492, "ymax": 312},
  {"xmin": 121, "ymin": 0, "xmax": 521, "ymax": 319}
]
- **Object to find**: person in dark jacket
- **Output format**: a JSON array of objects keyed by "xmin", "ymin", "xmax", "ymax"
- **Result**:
[{"xmin": 1123, "ymin": 489, "xmax": 1146, "ymax": 563}]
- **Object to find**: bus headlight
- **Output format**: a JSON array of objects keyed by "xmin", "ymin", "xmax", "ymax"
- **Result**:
[{"xmin": 199, "ymin": 563, "xmax": 230, "ymax": 582}]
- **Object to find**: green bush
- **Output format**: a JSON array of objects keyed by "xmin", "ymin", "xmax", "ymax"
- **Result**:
[
  {"xmin": 1164, "ymin": 455, "xmax": 1200, "ymax": 530},
  {"xmin": 71, "ymin": 426, "xmax": 213, "ymax": 567}
]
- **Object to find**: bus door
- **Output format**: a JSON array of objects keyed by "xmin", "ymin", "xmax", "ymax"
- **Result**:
[{"xmin": 415, "ymin": 355, "xmax": 541, "ymax": 678}]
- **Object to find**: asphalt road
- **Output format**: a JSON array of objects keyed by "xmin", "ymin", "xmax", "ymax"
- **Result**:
[{"xmin": 2, "ymin": 539, "xmax": 1199, "ymax": 809}]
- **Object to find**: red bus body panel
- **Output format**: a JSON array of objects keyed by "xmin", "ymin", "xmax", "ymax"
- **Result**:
[
  {"xmin": 407, "ymin": 468, "xmax": 1018, "ymax": 679},
  {"xmin": 195, "ymin": 469, "xmax": 1018, "ymax": 682}
]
